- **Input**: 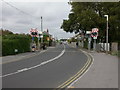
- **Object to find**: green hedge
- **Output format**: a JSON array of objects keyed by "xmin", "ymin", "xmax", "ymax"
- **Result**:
[{"xmin": 2, "ymin": 35, "xmax": 31, "ymax": 56}]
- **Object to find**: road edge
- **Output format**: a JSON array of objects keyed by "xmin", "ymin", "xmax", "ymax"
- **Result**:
[
  {"xmin": 55, "ymin": 44, "xmax": 94, "ymax": 89},
  {"xmin": 1, "ymin": 46, "xmax": 56, "ymax": 64},
  {"xmin": 67, "ymin": 49, "xmax": 94, "ymax": 88}
]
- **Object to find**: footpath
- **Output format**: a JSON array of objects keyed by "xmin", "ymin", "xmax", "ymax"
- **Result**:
[{"xmin": 69, "ymin": 42, "xmax": 118, "ymax": 88}]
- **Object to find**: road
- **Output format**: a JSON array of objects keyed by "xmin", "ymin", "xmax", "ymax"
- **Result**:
[{"xmin": 2, "ymin": 44, "xmax": 89, "ymax": 88}]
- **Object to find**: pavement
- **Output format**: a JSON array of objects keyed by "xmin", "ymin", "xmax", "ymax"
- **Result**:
[{"xmin": 68, "ymin": 42, "xmax": 118, "ymax": 88}]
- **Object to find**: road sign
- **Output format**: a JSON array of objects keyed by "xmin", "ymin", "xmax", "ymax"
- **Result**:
[
  {"xmin": 91, "ymin": 28, "xmax": 99, "ymax": 51},
  {"xmin": 92, "ymin": 28, "xmax": 99, "ymax": 32},
  {"xmin": 30, "ymin": 28, "xmax": 38, "ymax": 37},
  {"xmin": 40, "ymin": 35, "xmax": 43, "ymax": 38},
  {"xmin": 47, "ymin": 37, "xmax": 50, "ymax": 41},
  {"xmin": 86, "ymin": 31, "xmax": 91, "ymax": 34},
  {"xmin": 93, "ymin": 37, "xmax": 97, "ymax": 39},
  {"xmin": 91, "ymin": 28, "xmax": 99, "ymax": 38},
  {"xmin": 32, "ymin": 37, "xmax": 34, "ymax": 41}
]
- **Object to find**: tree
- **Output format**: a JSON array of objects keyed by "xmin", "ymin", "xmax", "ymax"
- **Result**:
[
  {"xmin": 61, "ymin": 2, "xmax": 120, "ymax": 42},
  {"xmin": 0, "ymin": 29, "xmax": 13, "ymax": 35}
]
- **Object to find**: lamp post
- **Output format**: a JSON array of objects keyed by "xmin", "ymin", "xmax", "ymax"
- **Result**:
[{"xmin": 104, "ymin": 15, "xmax": 109, "ymax": 53}]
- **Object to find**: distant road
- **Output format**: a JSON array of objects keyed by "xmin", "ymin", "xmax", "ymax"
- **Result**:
[{"xmin": 2, "ymin": 44, "xmax": 88, "ymax": 88}]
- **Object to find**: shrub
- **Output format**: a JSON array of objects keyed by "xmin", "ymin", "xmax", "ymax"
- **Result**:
[{"xmin": 2, "ymin": 34, "xmax": 31, "ymax": 56}]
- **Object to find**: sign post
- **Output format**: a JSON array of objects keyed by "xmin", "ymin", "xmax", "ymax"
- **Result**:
[
  {"xmin": 32, "ymin": 37, "xmax": 34, "ymax": 42},
  {"xmin": 91, "ymin": 28, "xmax": 99, "ymax": 51},
  {"xmin": 86, "ymin": 31, "xmax": 92, "ymax": 51},
  {"xmin": 88, "ymin": 37, "xmax": 92, "ymax": 51},
  {"xmin": 30, "ymin": 28, "xmax": 39, "ymax": 51}
]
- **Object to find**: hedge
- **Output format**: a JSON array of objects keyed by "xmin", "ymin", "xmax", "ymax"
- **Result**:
[{"xmin": 2, "ymin": 35, "xmax": 31, "ymax": 56}]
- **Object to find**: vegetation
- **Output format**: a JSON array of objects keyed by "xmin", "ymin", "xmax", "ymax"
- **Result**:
[
  {"xmin": 1, "ymin": 30, "xmax": 31, "ymax": 56},
  {"xmin": 61, "ymin": 2, "xmax": 120, "ymax": 43},
  {"xmin": 118, "ymin": 51, "xmax": 120, "ymax": 57}
]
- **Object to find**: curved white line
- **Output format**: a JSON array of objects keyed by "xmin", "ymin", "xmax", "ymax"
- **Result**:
[{"xmin": 1, "ymin": 45, "xmax": 65, "ymax": 78}]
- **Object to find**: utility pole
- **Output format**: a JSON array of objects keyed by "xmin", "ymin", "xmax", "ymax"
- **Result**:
[
  {"xmin": 41, "ymin": 16, "xmax": 43, "ymax": 32},
  {"xmin": 40, "ymin": 16, "xmax": 43, "ymax": 47}
]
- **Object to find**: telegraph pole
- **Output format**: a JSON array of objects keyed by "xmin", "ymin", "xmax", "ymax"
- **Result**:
[
  {"xmin": 41, "ymin": 16, "xmax": 43, "ymax": 32},
  {"xmin": 40, "ymin": 16, "xmax": 43, "ymax": 48}
]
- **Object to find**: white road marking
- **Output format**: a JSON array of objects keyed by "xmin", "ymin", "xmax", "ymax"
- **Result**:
[
  {"xmin": 1, "ymin": 50, "xmax": 47, "ymax": 64},
  {"xmin": 17, "ymin": 68, "xmax": 28, "ymax": 72},
  {"xmin": 1, "ymin": 45, "xmax": 65, "ymax": 78}
]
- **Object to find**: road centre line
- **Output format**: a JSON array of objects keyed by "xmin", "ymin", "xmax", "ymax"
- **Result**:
[{"xmin": 1, "ymin": 45, "xmax": 65, "ymax": 78}]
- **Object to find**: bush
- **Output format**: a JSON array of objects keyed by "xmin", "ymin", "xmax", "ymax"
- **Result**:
[{"xmin": 2, "ymin": 34, "xmax": 31, "ymax": 56}]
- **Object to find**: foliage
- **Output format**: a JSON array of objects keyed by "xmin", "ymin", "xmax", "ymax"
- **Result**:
[
  {"xmin": 71, "ymin": 37, "xmax": 77, "ymax": 42},
  {"xmin": 2, "ymin": 34, "xmax": 31, "ymax": 56},
  {"xmin": 61, "ymin": 2, "xmax": 120, "ymax": 42},
  {"xmin": 0, "ymin": 29, "xmax": 13, "ymax": 35},
  {"xmin": 118, "ymin": 51, "xmax": 120, "ymax": 57},
  {"xmin": 60, "ymin": 39, "xmax": 67, "ymax": 41}
]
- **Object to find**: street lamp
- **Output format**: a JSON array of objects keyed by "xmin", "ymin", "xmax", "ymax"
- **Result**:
[{"xmin": 104, "ymin": 15, "xmax": 109, "ymax": 53}]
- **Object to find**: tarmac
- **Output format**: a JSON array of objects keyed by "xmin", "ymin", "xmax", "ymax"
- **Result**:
[
  {"xmin": 68, "ymin": 42, "xmax": 118, "ymax": 88},
  {"xmin": 1, "ymin": 43, "xmax": 119, "ymax": 88},
  {"xmin": 1, "ymin": 47, "xmax": 55, "ymax": 64}
]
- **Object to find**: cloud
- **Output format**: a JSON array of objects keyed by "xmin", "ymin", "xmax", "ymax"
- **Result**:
[{"xmin": 2, "ymin": 1, "xmax": 75, "ymax": 39}]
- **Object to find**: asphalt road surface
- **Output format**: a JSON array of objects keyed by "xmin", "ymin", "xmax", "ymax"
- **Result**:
[{"xmin": 2, "ymin": 44, "xmax": 88, "ymax": 88}]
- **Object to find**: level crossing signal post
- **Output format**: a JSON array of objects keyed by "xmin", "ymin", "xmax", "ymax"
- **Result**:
[
  {"xmin": 30, "ymin": 28, "xmax": 40, "ymax": 51},
  {"xmin": 91, "ymin": 28, "xmax": 99, "ymax": 51},
  {"xmin": 86, "ymin": 31, "xmax": 92, "ymax": 51}
]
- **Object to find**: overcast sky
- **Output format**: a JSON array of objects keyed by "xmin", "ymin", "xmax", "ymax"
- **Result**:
[{"xmin": 1, "ymin": 0, "xmax": 75, "ymax": 39}]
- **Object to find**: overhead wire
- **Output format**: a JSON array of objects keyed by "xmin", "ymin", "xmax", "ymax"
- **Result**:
[
  {"xmin": 2, "ymin": 0, "xmax": 38, "ymax": 19},
  {"xmin": 2, "ymin": 0, "xmax": 41, "ymax": 30}
]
